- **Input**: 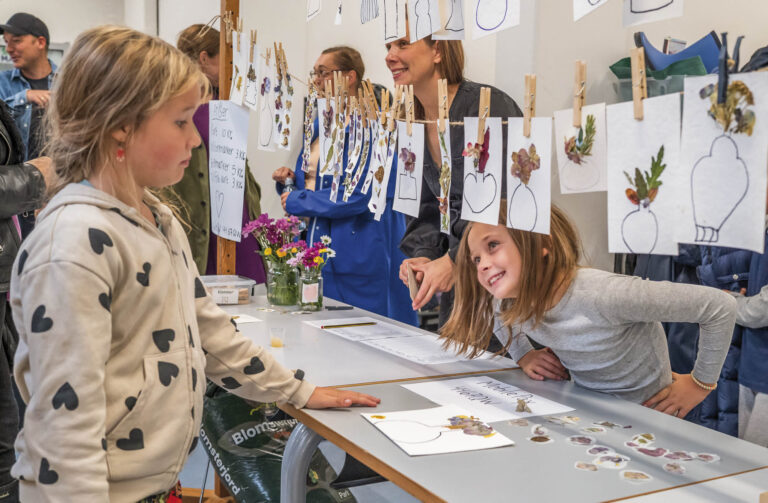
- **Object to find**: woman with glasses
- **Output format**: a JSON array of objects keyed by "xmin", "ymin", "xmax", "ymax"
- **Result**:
[
  {"xmin": 272, "ymin": 46, "xmax": 416, "ymax": 325},
  {"xmin": 387, "ymin": 27, "xmax": 522, "ymax": 328}
]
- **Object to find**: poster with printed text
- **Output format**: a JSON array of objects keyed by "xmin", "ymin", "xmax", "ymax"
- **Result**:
[
  {"xmin": 461, "ymin": 117, "xmax": 503, "ymax": 225},
  {"xmin": 676, "ymin": 72, "xmax": 768, "ymax": 253},
  {"xmin": 607, "ymin": 94, "xmax": 681, "ymax": 256},
  {"xmin": 506, "ymin": 117, "xmax": 552, "ymax": 235},
  {"xmin": 554, "ymin": 103, "xmax": 608, "ymax": 194},
  {"xmin": 209, "ymin": 101, "xmax": 249, "ymax": 242}
]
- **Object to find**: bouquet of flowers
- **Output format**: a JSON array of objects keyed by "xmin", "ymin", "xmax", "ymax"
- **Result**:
[{"xmin": 287, "ymin": 235, "xmax": 336, "ymax": 272}]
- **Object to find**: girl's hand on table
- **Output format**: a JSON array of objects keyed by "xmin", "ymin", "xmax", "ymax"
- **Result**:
[
  {"xmin": 517, "ymin": 348, "xmax": 569, "ymax": 381},
  {"xmin": 305, "ymin": 387, "xmax": 381, "ymax": 409}
]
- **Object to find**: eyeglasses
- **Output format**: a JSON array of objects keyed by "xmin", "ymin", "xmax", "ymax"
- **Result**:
[{"xmin": 310, "ymin": 67, "xmax": 345, "ymax": 79}]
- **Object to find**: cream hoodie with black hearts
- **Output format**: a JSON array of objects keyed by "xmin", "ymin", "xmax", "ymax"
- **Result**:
[{"xmin": 10, "ymin": 183, "xmax": 315, "ymax": 502}]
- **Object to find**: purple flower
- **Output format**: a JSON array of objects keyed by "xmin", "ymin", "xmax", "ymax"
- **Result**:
[
  {"xmin": 399, "ymin": 147, "xmax": 416, "ymax": 173},
  {"xmin": 322, "ymin": 107, "xmax": 334, "ymax": 138},
  {"xmin": 260, "ymin": 77, "xmax": 271, "ymax": 96}
]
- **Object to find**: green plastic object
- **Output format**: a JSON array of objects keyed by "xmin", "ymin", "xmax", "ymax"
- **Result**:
[
  {"xmin": 610, "ymin": 55, "xmax": 708, "ymax": 101},
  {"xmin": 200, "ymin": 385, "xmax": 356, "ymax": 502}
]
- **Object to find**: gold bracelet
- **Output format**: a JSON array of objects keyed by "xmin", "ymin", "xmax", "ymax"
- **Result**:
[{"xmin": 691, "ymin": 374, "xmax": 717, "ymax": 391}]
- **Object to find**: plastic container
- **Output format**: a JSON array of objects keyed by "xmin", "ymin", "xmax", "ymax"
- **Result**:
[{"xmin": 199, "ymin": 275, "xmax": 257, "ymax": 305}]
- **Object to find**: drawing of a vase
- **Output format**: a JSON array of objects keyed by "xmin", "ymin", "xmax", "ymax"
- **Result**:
[
  {"xmin": 475, "ymin": 0, "xmax": 508, "ymax": 31},
  {"xmin": 621, "ymin": 205, "xmax": 658, "ymax": 254},
  {"xmin": 259, "ymin": 100, "xmax": 273, "ymax": 146},
  {"xmin": 414, "ymin": 0, "xmax": 431, "ymax": 39},
  {"xmin": 377, "ymin": 420, "xmax": 442, "ymax": 443},
  {"xmin": 560, "ymin": 158, "xmax": 599, "ymax": 192},
  {"xmin": 691, "ymin": 135, "xmax": 748, "ymax": 243},
  {"xmin": 630, "ymin": 0, "xmax": 674, "ymax": 13},
  {"xmin": 445, "ymin": 0, "xmax": 464, "ymax": 31},
  {"xmin": 398, "ymin": 173, "xmax": 418, "ymax": 200},
  {"xmin": 508, "ymin": 183, "xmax": 537, "ymax": 231}
]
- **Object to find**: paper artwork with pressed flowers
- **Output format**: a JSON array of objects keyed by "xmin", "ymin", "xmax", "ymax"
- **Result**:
[
  {"xmin": 343, "ymin": 105, "xmax": 373, "ymax": 201},
  {"xmin": 437, "ymin": 126, "xmax": 452, "ymax": 234},
  {"xmin": 316, "ymin": 98, "xmax": 337, "ymax": 177},
  {"xmin": 300, "ymin": 83, "xmax": 317, "ymax": 173},
  {"xmin": 328, "ymin": 98, "xmax": 347, "ymax": 201},
  {"xmin": 461, "ymin": 117, "xmax": 503, "ymax": 225},
  {"xmin": 228, "ymin": 31, "xmax": 247, "ymax": 106},
  {"xmin": 243, "ymin": 43, "xmax": 260, "ymax": 112},
  {"xmin": 256, "ymin": 56, "xmax": 275, "ymax": 152},
  {"xmin": 554, "ymin": 103, "xmax": 607, "ymax": 194},
  {"xmin": 506, "ymin": 117, "xmax": 551, "ymax": 235},
  {"xmin": 366, "ymin": 121, "xmax": 399, "ymax": 221},
  {"xmin": 677, "ymin": 72, "xmax": 768, "ymax": 253},
  {"xmin": 607, "ymin": 94, "xmax": 681, "ymax": 256},
  {"xmin": 393, "ymin": 121, "xmax": 425, "ymax": 218}
]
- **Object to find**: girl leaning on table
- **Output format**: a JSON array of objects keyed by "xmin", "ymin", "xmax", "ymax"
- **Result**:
[
  {"xmin": 440, "ymin": 201, "xmax": 737, "ymax": 418},
  {"xmin": 9, "ymin": 26, "xmax": 378, "ymax": 502}
]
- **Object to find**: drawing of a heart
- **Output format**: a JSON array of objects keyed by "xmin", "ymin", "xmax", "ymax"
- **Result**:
[
  {"xmin": 463, "ymin": 172, "xmax": 497, "ymax": 214},
  {"xmin": 215, "ymin": 191, "xmax": 225, "ymax": 218}
]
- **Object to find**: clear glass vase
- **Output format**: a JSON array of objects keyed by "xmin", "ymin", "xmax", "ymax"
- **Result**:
[
  {"xmin": 265, "ymin": 261, "xmax": 299, "ymax": 306},
  {"xmin": 299, "ymin": 268, "xmax": 323, "ymax": 311}
]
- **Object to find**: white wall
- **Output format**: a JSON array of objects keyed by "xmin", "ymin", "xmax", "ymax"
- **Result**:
[
  {"xmin": 157, "ymin": 0, "xmax": 219, "ymax": 44},
  {"xmin": 0, "ymin": 0, "xmax": 123, "ymax": 44}
]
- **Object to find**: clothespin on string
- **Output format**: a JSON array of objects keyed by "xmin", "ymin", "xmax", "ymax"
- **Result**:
[
  {"xmin": 236, "ymin": 18, "xmax": 243, "ymax": 52},
  {"xmin": 573, "ymin": 60, "xmax": 586, "ymax": 128},
  {"xmin": 437, "ymin": 79, "xmax": 448, "ymax": 134},
  {"xmin": 324, "ymin": 79, "xmax": 333, "ymax": 111},
  {"xmin": 265, "ymin": 46, "xmax": 271, "ymax": 67},
  {"xmin": 406, "ymin": 84, "xmax": 415, "ymax": 136},
  {"xmin": 274, "ymin": 42, "xmax": 282, "ymax": 79},
  {"xmin": 249, "ymin": 30, "xmax": 257, "ymax": 63},
  {"xmin": 223, "ymin": 11, "xmax": 233, "ymax": 44},
  {"xmin": 477, "ymin": 86, "xmax": 491, "ymax": 145},
  {"xmin": 630, "ymin": 48, "xmax": 647, "ymax": 120},
  {"xmin": 392, "ymin": 85, "xmax": 404, "ymax": 132},
  {"xmin": 523, "ymin": 74, "xmax": 536, "ymax": 137}
]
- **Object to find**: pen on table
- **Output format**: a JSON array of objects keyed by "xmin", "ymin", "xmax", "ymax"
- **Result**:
[{"xmin": 320, "ymin": 322, "xmax": 377, "ymax": 329}]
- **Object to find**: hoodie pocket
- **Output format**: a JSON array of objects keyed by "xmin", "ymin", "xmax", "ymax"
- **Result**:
[{"xmin": 106, "ymin": 348, "xmax": 190, "ymax": 481}]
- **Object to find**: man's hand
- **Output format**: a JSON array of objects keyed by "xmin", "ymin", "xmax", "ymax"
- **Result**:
[
  {"xmin": 642, "ymin": 372, "xmax": 712, "ymax": 418},
  {"xmin": 26, "ymin": 89, "xmax": 51, "ymax": 107},
  {"xmin": 272, "ymin": 166, "xmax": 295, "ymax": 184},
  {"xmin": 410, "ymin": 254, "xmax": 455, "ymax": 310},
  {"xmin": 27, "ymin": 156, "xmax": 54, "ymax": 188},
  {"xmin": 305, "ymin": 386, "xmax": 381, "ymax": 409},
  {"xmin": 517, "ymin": 348, "xmax": 569, "ymax": 381}
]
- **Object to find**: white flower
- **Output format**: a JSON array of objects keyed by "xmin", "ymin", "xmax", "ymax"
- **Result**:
[
  {"xmin": 325, "ymin": 248, "xmax": 336, "ymax": 258},
  {"xmin": 320, "ymin": 235, "xmax": 332, "ymax": 245}
]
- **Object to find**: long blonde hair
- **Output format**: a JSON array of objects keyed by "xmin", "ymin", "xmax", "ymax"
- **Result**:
[
  {"xmin": 45, "ymin": 25, "xmax": 209, "ymax": 201},
  {"xmin": 440, "ymin": 202, "xmax": 582, "ymax": 358}
]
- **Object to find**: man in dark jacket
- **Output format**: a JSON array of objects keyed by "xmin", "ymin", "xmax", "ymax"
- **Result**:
[{"xmin": 0, "ymin": 98, "xmax": 49, "ymax": 502}]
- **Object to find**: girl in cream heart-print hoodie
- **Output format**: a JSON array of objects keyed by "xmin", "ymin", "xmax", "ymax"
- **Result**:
[{"xmin": 9, "ymin": 26, "xmax": 378, "ymax": 503}]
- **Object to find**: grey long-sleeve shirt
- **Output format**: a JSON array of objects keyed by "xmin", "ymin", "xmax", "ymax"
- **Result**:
[
  {"xmin": 495, "ymin": 268, "xmax": 737, "ymax": 403},
  {"xmin": 734, "ymin": 287, "xmax": 768, "ymax": 329}
]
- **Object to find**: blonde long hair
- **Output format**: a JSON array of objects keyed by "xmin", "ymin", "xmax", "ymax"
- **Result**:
[
  {"xmin": 45, "ymin": 25, "xmax": 209, "ymax": 201},
  {"xmin": 440, "ymin": 202, "xmax": 582, "ymax": 358}
]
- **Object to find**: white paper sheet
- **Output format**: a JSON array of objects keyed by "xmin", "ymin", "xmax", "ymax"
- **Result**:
[
  {"xmin": 471, "ymin": 0, "xmax": 520, "ymax": 40},
  {"xmin": 362, "ymin": 334, "xmax": 478, "ymax": 365},
  {"xmin": 305, "ymin": 317, "xmax": 422, "ymax": 341},
  {"xmin": 393, "ymin": 121, "xmax": 425, "ymax": 217},
  {"xmin": 209, "ymin": 101, "xmax": 248, "ymax": 242},
  {"xmin": 506, "ymin": 117, "xmax": 552, "ymax": 235},
  {"xmin": 433, "ymin": 0, "xmax": 464, "ymax": 40},
  {"xmin": 256, "ymin": 57, "xmax": 275, "ymax": 152},
  {"xmin": 461, "ymin": 117, "xmax": 503, "ymax": 225},
  {"xmin": 228, "ymin": 31, "xmax": 247, "ymax": 106},
  {"xmin": 677, "ymin": 73, "xmax": 768, "ymax": 253},
  {"xmin": 231, "ymin": 314, "xmax": 262, "ymax": 325},
  {"xmin": 383, "ymin": 0, "xmax": 407, "ymax": 42},
  {"xmin": 402, "ymin": 376, "xmax": 574, "ymax": 422},
  {"xmin": 307, "ymin": 0, "xmax": 322, "ymax": 21},
  {"xmin": 408, "ymin": 0, "xmax": 442, "ymax": 42},
  {"xmin": 363, "ymin": 405, "xmax": 514, "ymax": 456},
  {"xmin": 573, "ymin": 0, "xmax": 609, "ymax": 21},
  {"xmin": 607, "ymin": 94, "xmax": 681, "ymax": 256},
  {"xmin": 554, "ymin": 103, "xmax": 608, "ymax": 194},
  {"xmin": 360, "ymin": 0, "xmax": 380, "ymax": 23},
  {"xmin": 622, "ymin": 0, "xmax": 683, "ymax": 27},
  {"xmin": 243, "ymin": 45, "xmax": 260, "ymax": 112},
  {"xmin": 335, "ymin": 0, "xmax": 343, "ymax": 24},
  {"xmin": 369, "ymin": 126, "xmax": 398, "ymax": 221}
]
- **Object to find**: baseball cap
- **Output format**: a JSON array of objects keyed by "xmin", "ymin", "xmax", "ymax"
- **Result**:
[{"xmin": 0, "ymin": 13, "xmax": 49, "ymax": 45}]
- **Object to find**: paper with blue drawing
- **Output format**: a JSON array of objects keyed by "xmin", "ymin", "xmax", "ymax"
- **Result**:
[{"xmin": 506, "ymin": 117, "xmax": 552, "ymax": 235}]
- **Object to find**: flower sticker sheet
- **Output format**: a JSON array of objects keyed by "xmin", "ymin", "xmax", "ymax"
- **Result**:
[
  {"xmin": 554, "ymin": 103, "xmax": 607, "ymax": 194},
  {"xmin": 573, "ymin": 0, "xmax": 609, "ymax": 21},
  {"xmin": 433, "ymin": 0, "xmax": 465, "ymax": 40},
  {"xmin": 622, "ymin": 0, "xmax": 683, "ymax": 27},
  {"xmin": 344, "ymin": 119, "xmax": 373, "ymax": 201},
  {"xmin": 317, "ymin": 98, "xmax": 338, "ymax": 177},
  {"xmin": 368, "ymin": 125, "xmax": 399, "ymax": 221},
  {"xmin": 506, "ymin": 117, "xmax": 552, "ymax": 235},
  {"xmin": 393, "ymin": 121, "xmax": 425, "ymax": 217},
  {"xmin": 677, "ymin": 72, "xmax": 768, "ymax": 253},
  {"xmin": 300, "ymin": 88, "xmax": 317, "ymax": 173},
  {"xmin": 471, "ymin": 0, "xmax": 520, "ymax": 40},
  {"xmin": 362, "ymin": 405, "xmax": 514, "ymax": 456},
  {"xmin": 256, "ymin": 56, "xmax": 276, "ymax": 152},
  {"xmin": 606, "ymin": 94, "xmax": 681, "ymax": 256},
  {"xmin": 461, "ymin": 117, "xmax": 503, "ymax": 225},
  {"xmin": 438, "ymin": 127, "xmax": 452, "ymax": 234},
  {"xmin": 408, "ymin": 0, "xmax": 441, "ymax": 42},
  {"xmin": 228, "ymin": 31, "xmax": 247, "ymax": 106}
]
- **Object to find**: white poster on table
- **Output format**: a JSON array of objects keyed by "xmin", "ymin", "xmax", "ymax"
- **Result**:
[
  {"xmin": 408, "ymin": 0, "xmax": 442, "ymax": 42},
  {"xmin": 461, "ymin": 117, "xmax": 503, "ymax": 225},
  {"xmin": 471, "ymin": 0, "xmax": 520, "ymax": 40},
  {"xmin": 383, "ymin": 0, "xmax": 407, "ymax": 42},
  {"xmin": 209, "ymin": 101, "xmax": 249, "ymax": 242},
  {"xmin": 402, "ymin": 376, "xmax": 574, "ymax": 422},
  {"xmin": 622, "ymin": 0, "xmax": 683, "ymax": 27},
  {"xmin": 573, "ymin": 0, "xmax": 609, "ymax": 21},
  {"xmin": 393, "ymin": 121, "xmax": 425, "ymax": 217},
  {"xmin": 433, "ymin": 0, "xmax": 464, "ymax": 40},
  {"xmin": 554, "ymin": 103, "xmax": 607, "ymax": 194},
  {"xmin": 506, "ymin": 117, "xmax": 552, "ymax": 235},
  {"xmin": 607, "ymin": 94, "xmax": 681, "ymax": 256},
  {"xmin": 256, "ymin": 57, "xmax": 275, "ymax": 152},
  {"xmin": 677, "ymin": 72, "xmax": 768, "ymax": 253}
]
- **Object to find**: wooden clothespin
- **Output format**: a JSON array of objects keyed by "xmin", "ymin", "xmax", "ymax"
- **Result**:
[
  {"xmin": 325, "ymin": 79, "xmax": 333, "ymax": 110},
  {"xmin": 630, "ymin": 48, "xmax": 647, "ymax": 120},
  {"xmin": 573, "ymin": 60, "xmax": 587, "ymax": 128},
  {"xmin": 382, "ymin": 89, "xmax": 391, "ymax": 130},
  {"xmin": 391, "ymin": 85, "xmax": 404, "ymax": 133},
  {"xmin": 406, "ymin": 84, "xmax": 415, "ymax": 136},
  {"xmin": 273, "ymin": 42, "xmax": 282, "ymax": 79},
  {"xmin": 477, "ymin": 87, "xmax": 491, "ymax": 144},
  {"xmin": 223, "ymin": 11, "xmax": 233, "ymax": 44},
  {"xmin": 278, "ymin": 43, "xmax": 287, "ymax": 76},
  {"xmin": 265, "ymin": 46, "xmax": 271, "ymax": 67},
  {"xmin": 437, "ymin": 79, "xmax": 448, "ymax": 134},
  {"xmin": 357, "ymin": 88, "xmax": 368, "ymax": 127},
  {"xmin": 523, "ymin": 74, "xmax": 536, "ymax": 137},
  {"xmin": 249, "ymin": 30, "xmax": 257, "ymax": 63},
  {"xmin": 236, "ymin": 18, "xmax": 243, "ymax": 51}
]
